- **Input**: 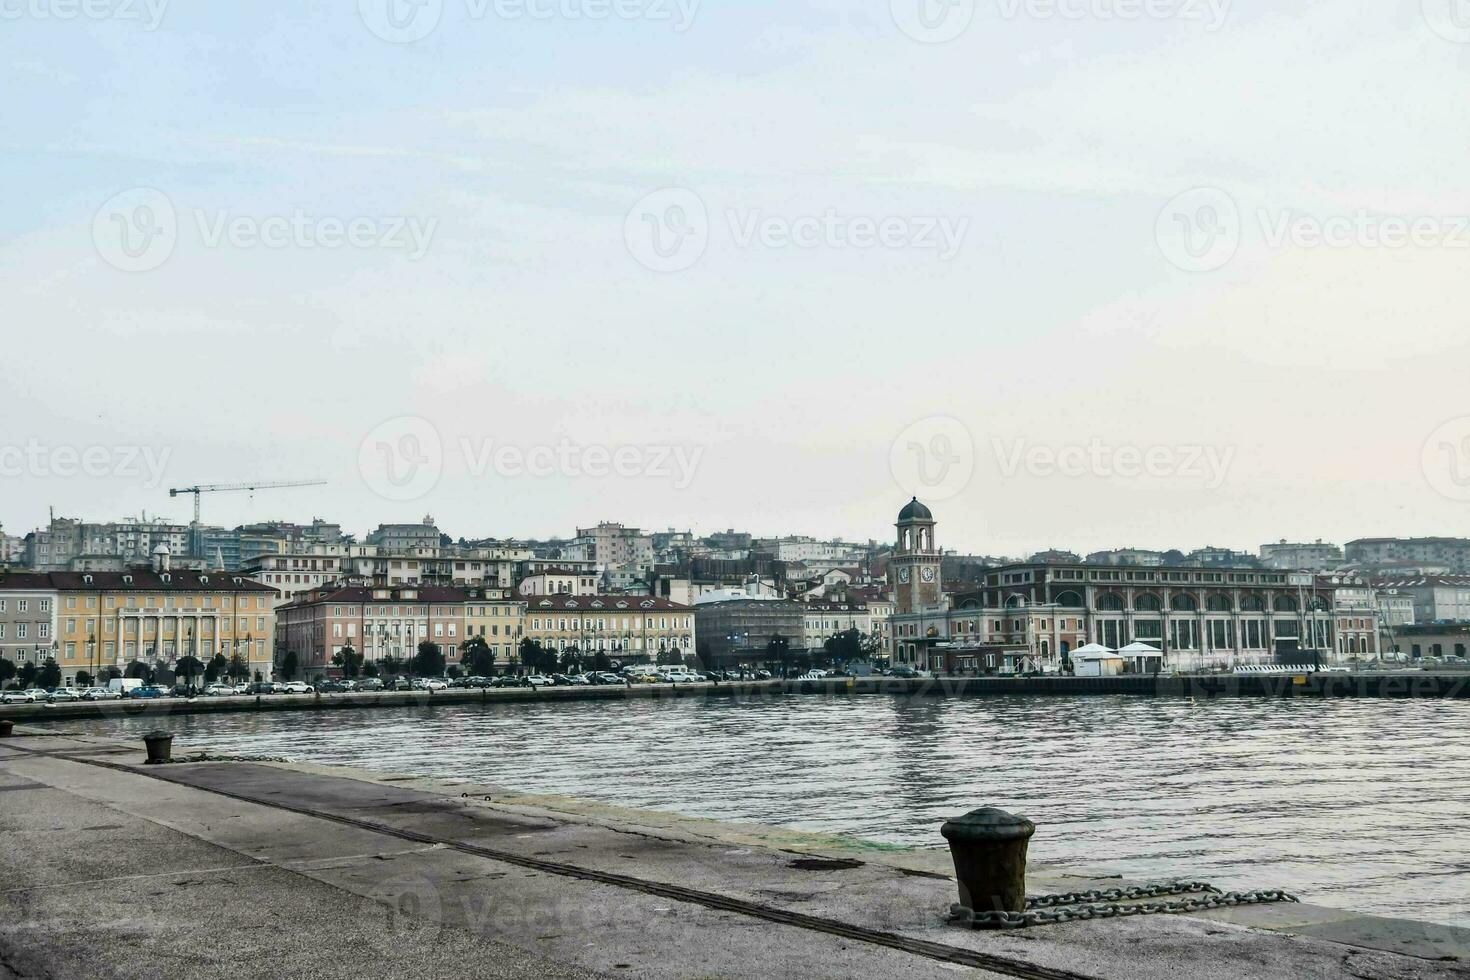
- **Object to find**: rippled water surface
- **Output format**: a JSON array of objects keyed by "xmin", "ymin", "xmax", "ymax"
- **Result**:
[{"xmin": 54, "ymin": 695, "xmax": 1470, "ymax": 926}]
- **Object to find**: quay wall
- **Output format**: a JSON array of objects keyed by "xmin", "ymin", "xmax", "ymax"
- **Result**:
[{"xmin": 4, "ymin": 671, "xmax": 1469, "ymax": 723}]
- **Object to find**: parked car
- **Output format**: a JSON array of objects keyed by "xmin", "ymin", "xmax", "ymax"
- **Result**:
[
  {"xmin": 316, "ymin": 680, "xmax": 349, "ymax": 693},
  {"xmin": 127, "ymin": 685, "xmax": 167, "ymax": 699},
  {"xmin": 282, "ymin": 681, "xmax": 314, "ymax": 694},
  {"xmin": 47, "ymin": 687, "xmax": 82, "ymax": 702},
  {"xmin": 754, "ymin": 670, "xmax": 773, "ymax": 680},
  {"xmin": 23, "ymin": 688, "xmax": 50, "ymax": 702},
  {"xmin": 0, "ymin": 690, "xmax": 37, "ymax": 704},
  {"xmin": 204, "ymin": 684, "xmax": 236, "ymax": 696},
  {"xmin": 81, "ymin": 686, "xmax": 122, "ymax": 701},
  {"xmin": 462, "ymin": 675, "xmax": 491, "ymax": 688},
  {"xmin": 565, "ymin": 673, "xmax": 590, "ymax": 685},
  {"xmin": 420, "ymin": 678, "xmax": 449, "ymax": 691},
  {"xmin": 356, "ymin": 677, "xmax": 385, "ymax": 692},
  {"xmin": 492, "ymin": 675, "xmax": 529, "ymax": 688},
  {"xmin": 390, "ymin": 676, "xmax": 412, "ymax": 691},
  {"xmin": 525, "ymin": 675, "xmax": 554, "ymax": 688}
]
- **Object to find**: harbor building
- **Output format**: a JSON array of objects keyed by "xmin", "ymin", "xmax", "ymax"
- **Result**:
[{"xmin": 886, "ymin": 500, "xmax": 1378, "ymax": 674}]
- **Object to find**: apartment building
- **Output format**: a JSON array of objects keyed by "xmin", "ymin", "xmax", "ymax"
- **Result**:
[
  {"xmin": 0, "ymin": 572, "xmax": 58, "ymax": 667},
  {"xmin": 1260, "ymin": 539, "xmax": 1343, "ymax": 571},
  {"xmin": 522, "ymin": 594, "xmax": 694, "ymax": 661}
]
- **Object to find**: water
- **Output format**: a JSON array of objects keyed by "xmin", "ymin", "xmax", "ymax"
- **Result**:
[{"xmin": 51, "ymin": 694, "xmax": 1470, "ymax": 927}]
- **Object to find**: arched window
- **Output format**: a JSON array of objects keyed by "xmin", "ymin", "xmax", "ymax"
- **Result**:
[
  {"xmin": 1206, "ymin": 594, "xmax": 1233, "ymax": 612},
  {"xmin": 1005, "ymin": 594, "xmax": 1028, "ymax": 608},
  {"xmin": 1274, "ymin": 595, "xmax": 1298, "ymax": 613},
  {"xmin": 1135, "ymin": 594, "xmax": 1162, "ymax": 612},
  {"xmin": 1240, "ymin": 595, "xmax": 1265, "ymax": 612},
  {"xmin": 1308, "ymin": 596, "xmax": 1330, "ymax": 612},
  {"xmin": 1170, "ymin": 593, "xmax": 1198, "ymax": 612},
  {"xmin": 1055, "ymin": 591, "xmax": 1084, "ymax": 608},
  {"xmin": 1096, "ymin": 593, "xmax": 1125, "ymax": 611}
]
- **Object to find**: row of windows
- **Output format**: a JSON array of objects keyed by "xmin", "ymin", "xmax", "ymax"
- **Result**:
[
  {"xmin": 48, "ymin": 595, "xmax": 269, "ymax": 610},
  {"xmin": 0, "ymin": 598, "xmax": 50, "ymax": 612},
  {"xmin": 530, "ymin": 616, "xmax": 691, "ymax": 631},
  {"xmin": 0, "ymin": 623, "xmax": 49, "ymax": 639}
]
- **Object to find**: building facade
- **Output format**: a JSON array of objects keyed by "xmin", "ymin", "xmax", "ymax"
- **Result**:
[
  {"xmin": 693, "ymin": 596, "xmax": 804, "ymax": 669},
  {"xmin": 1260, "ymin": 539, "xmax": 1343, "ymax": 571},
  {"xmin": 522, "ymin": 594, "xmax": 694, "ymax": 661},
  {"xmin": 1347, "ymin": 538, "xmax": 1470, "ymax": 574},
  {"xmin": 1370, "ymin": 576, "xmax": 1470, "ymax": 623},
  {"xmin": 0, "ymin": 572, "xmax": 58, "ymax": 669}
]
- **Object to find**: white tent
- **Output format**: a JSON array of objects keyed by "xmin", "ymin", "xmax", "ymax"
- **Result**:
[
  {"xmin": 1118, "ymin": 642, "xmax": 1162, "ymax": 654},
  {"xmin": 1117, "ymin": 641, "xmax": 1165, "ymax": 673},
  {"xmin": 1071, "ymin": 643, "xmax": 1124, "ymax": 677}
]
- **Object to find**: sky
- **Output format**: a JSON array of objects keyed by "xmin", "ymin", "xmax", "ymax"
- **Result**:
[{"xmin": 3, "ymin": 0, "xmax": 1469, "ymax": 557}]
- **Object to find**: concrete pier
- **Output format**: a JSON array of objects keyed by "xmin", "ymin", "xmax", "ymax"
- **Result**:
[{"xmin": 2, "ymin": 727, "xmax": 1466, "ymax": 979}]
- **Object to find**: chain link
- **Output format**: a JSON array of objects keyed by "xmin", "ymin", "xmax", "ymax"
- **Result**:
[
  {"xmin": 157, "ymin": 752, "xmax": 293, "ymax": 764},
  {"xmin": 951, "ymin": 881, "xmax": 1300, "ymax": 929}
]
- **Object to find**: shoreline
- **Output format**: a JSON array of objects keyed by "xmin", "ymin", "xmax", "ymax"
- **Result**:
[{"xmin": 5, "ymin": 670, "xmax": 1470, "ymax": 723}]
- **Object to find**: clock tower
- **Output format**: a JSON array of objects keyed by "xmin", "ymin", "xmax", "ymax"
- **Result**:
[{"xmin": 892, "ymin": 497, "xmax": 941, "ymax": 615}]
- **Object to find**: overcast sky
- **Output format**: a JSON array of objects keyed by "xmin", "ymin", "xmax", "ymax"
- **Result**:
[{"xmin": 4, "ymin": 0, "xmax": 1469, "ymax": 556}]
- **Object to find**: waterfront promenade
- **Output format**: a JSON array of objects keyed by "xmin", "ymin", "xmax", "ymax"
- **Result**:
[
  {"xmin": 2, "ymin": 726, "xmax": 1467, "ymax": 979},
  {"xmin": 5, "ymin": 671, "xmax": 1470, "ymax": 725}
]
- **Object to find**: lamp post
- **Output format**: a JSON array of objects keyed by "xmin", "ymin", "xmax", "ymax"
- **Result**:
[{"xmin": 88, "ymin": 632, "xmax": 97, "ymax": 687}]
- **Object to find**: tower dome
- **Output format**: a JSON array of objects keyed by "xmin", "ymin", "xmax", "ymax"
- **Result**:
[{"xmin": 897, "ymin": 497, "xmax": 933, "ymax": 522}]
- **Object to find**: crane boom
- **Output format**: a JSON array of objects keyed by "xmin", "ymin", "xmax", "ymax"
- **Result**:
[{"xmin": 169, "ymin": 480, "xmax": 327, "ymax": 525}]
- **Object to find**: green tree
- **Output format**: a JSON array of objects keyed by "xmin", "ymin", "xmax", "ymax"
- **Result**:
[
  {"xmin": 591, "ymin": 650, "xmax": 612, "ymax": 672},
  {"xmin": 766, "ymin": 634, "xmax": 791, "ymax": 675},
  {"xmin": 279, "ymin": 650, "xmax": 299, "ymax": 681},
  {"xmin": 154, "ymin": 663, "xmax": 176, "ymax": 687},
  {"xmin": 124, "ymin": 660, "xmax": 153, "ymax": 683},
  {"xmin": 0, "ymin": 657, "xmax": 16, "ymax": 688},
  {"xmin": 206, "ymin": 654, "xmax": 227, "ymax": 682},
  {"xmin": 413, "ymin": 640, "xmax": 445, "ymax": 678},
  {"xmin": 558, "ymin": 650, "xmax": 583, "ymax": 674},
  {"xmin": 37, "ymin": 659, "xmax": 61, "ymax": 688},
  {"xmin": 100, "ymin": 666, "xmax": 122, "ymax": 683},
  {"xmin": 175, "ymin": 656, "xmax": 206, "ymax": 687},
  {"xmin": 332, "ymin": 643, "xmax": 363, "ymax": 678},
  {"xmin": 18, "ymin": 662, "xmax": 39, "ymax": 687},
  {"xmin": 379, "ymin": 654, "xmax": 401, "ymax": 677},
  {"xmin": 362, "ymin": 659, "xmax": 381, "ymax": 678},
  {"xmin": 518, "ymin": 638, "xmax": 553, "ymax": 674},
  {"xmin": 227, "ymin": 652, "xmax": 249, "ymax": 682},
  {"xmin": 460, "ymin": 636, "xmax": 496, "ymax": 677},
  {"xmin": 75, "ymin": 669, "xmax": 94, "ymax": 688}
]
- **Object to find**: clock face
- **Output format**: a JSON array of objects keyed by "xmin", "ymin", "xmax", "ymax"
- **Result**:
[
  {"xmin": 898, "ymin": 566, "xmax": 911, "ymax": 584},
  {"xmin": 920, "ymin": 566, "xmax": 936, "ymax": 583}
]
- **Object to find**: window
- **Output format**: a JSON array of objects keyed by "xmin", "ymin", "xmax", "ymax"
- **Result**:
[
  {"xmin": 16, "ymin": 623, "xmax": 26, "ymax": 639},
  {"xmin": 17, "ymin": 599, "xmax": 27, "ymax": 612}
]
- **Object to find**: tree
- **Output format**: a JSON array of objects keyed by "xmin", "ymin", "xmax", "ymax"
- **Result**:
[
  {"xmin": 227, "ymin": 652, "xmax": 249, "ymax": 682},
  {"xmin": 37, "ymin": 659, "xmax": 61, "ymax": 688},
  {"xmin": 460, "ymin": 636, "xmax": 496, "ymax": 677},
  {"xmin": 695, "ymin": 641, "xmax": 714, "ymax": 670},
  {"xmin": 0, "ymin": 657, "xmax": 16, "ymax": 688},
  {"xmin": 124, "ymin": 660, "xmax": 153, "ymax": 683},
  {"xmin": 362, "ymin": 659, "xmax": 380, "ymax": 678},
  {"xmin": 154, "ymin": 663, "xmax": 176, "ymax": 687},
  {"xmin": 413, "ymin": 640, "xmax": 445, "ymax": 678},
  {"xmin": 76, "ymin": 670, "xmax": 94, "ymax": 687},
  {"xmin": 175, "ymin": 656, "xmax": 205, "ymax": 687},
  {"xmin": 558, "ymin": 650, "xmax": 583, "ymax": 674},
  {"xmin": 279, "ymin": 650, "xmax": 299, "ymax": 681},
  {"xmin": 205, "ymin": 654, "xmax": 227, "ymax": 683},
  {"xmin": 518, "ymin": 639, "xmax": 554, "ymax": 674},
  {"xmin": 766, "ymin": 633, "xmax": 791, "ymax": 675},
  {"xmin": 100, "ymin": 666, "xmax": 121, "ymax": 683},
  {"xmin": 18, "ymin": 662, "xmax": 39, "ymax": 687},
  {"xmin": 655, "ymin": 646, "xmax": 683, "ymax": 666},
  {"xmin": 591, "ymin": 650, "xmax": 612, "ymax": 672},
  {"xmin": 332, "ymin": 643, "xmax": 363, "ymax": 678},
  {"xmin": 380, "ymin": 654, "xmax": 401, "ymax": 677}
]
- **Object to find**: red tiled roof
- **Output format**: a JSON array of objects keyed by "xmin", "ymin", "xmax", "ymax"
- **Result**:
[
  {"xmin": 34, "ymin": 571, "xmax": 276, "ymax": 593},
  {"xmin": 523, "ymin": 594, "xmax": 690, "ymax": 611}
]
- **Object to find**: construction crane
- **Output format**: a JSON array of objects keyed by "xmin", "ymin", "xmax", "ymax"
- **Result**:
[{"xmin": 169, "ymin": 480, "xmax": 327, "ymax": 526}]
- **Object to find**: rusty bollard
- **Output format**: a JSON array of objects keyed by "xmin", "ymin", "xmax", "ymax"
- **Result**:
[
  {"xmin": 941, "ymin": 807, "xmax": 1035, "ymax": 921},
  {"xmin": 142, "ymin": 730, "xmax": 174, "ymax": 765},
  {"xmin": 0, "ymin": 719, "xmax": 13, "ymax": 738}
]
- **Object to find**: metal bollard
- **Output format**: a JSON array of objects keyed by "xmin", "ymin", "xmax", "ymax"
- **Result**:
[
  {"xmin": 940, "ymin": 807, "xmax": 1035, "ymax": 916},
  {"xmin": 0, "ymin": 719, "xmax": 13, "ymax": 738},
  {"xmin": 142, "ymin": 730, "xmax": 174, "ymax": 765}
]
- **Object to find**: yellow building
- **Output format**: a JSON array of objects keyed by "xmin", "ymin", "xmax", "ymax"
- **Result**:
[
  {"xmin": 523, "ymin": 595, "xmax": 695, "ymax": 662},
  {"xmin": 50, "ymin": 561, "xmax": 278, "ymax": 684}
]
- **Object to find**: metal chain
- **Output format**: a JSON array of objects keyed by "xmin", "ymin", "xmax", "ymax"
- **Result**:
[
  {"xmin": 157, "ymin": 752, "xmax": 293, "ymax": 764},
  {"xmin": 951, "ymin": 881, "xmax": 1300, "ymax": 929}
]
